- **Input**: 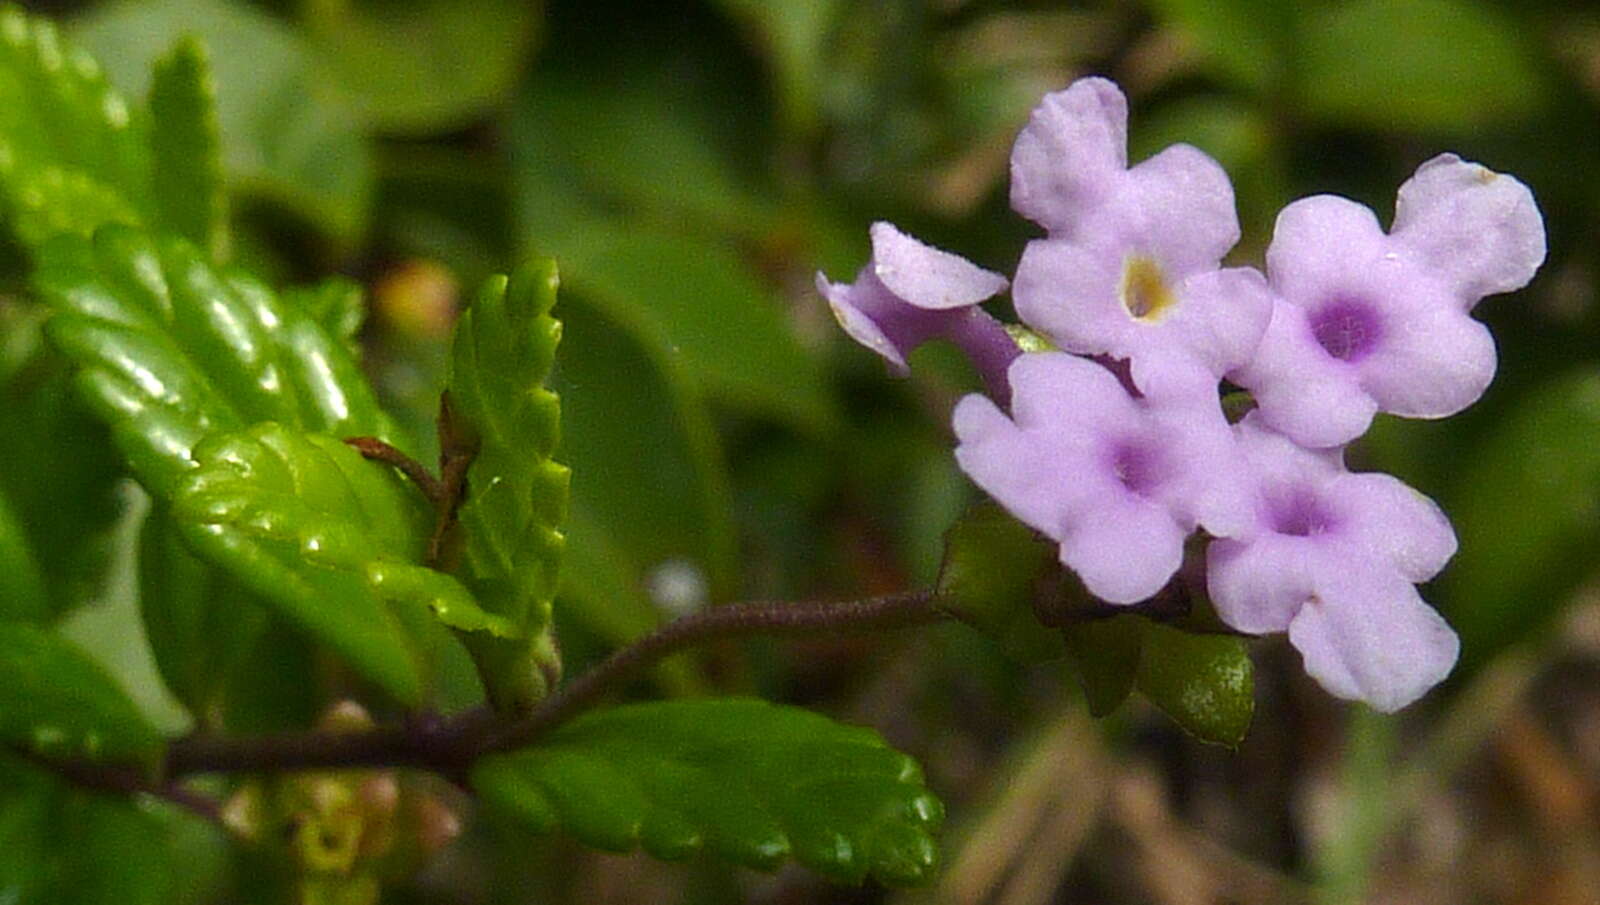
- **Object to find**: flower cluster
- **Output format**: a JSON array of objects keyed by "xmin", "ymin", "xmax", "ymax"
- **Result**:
[{"xmin": 820, "ymin": 78, "xmax": 1545, "ymax": 712}]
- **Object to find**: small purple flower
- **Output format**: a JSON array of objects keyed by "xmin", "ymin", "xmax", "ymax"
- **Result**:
[
  {"xmin": 817, "ymin": 222, "xmax": 1018, "ymax": 402},
  {"xmin": 953, "ymin": 352, "xmax": 1248, "ymax": 604},
  {"xmin": 1231, "ymin": 154, "xmax": 1546, "ymax": 448},
  {"xmin": 1008, "ymin": 78, "xmax": 1272, "ymax": 393},
  {"xmin": 1207, "ymin": 414, "xmax": 1459, "ymax": 712}
]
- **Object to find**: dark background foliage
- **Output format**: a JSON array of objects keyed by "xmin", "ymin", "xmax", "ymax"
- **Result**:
[{"xmin": 10, "ymin": 0, "xmax": 1600, "ymax": 902}]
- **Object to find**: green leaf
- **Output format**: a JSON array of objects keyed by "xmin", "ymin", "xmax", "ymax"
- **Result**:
[
  {"xmin": 172, "ymin": 423, "xmax": 504, "ymax": 707},
  {"xmin": 138, "ymin": 511, "xmax": 316, "ymax": 731},
  {"xmin": 1135, "ymin": 622, "xmax": 1253, "ymax": 748},
  {"xmin": 558, "ymin": 230, "xmax": 837, "ymax": 434},
  {"xmin": 554, "ymin": 295, "xmax": 737, "ymax": 633},
  {"xmin": 73, "ymin": 0, "xmax": 373, "ymax": 242},
  {"xmin": 711, "ymin": 0, "xmax": 842, "ymax": 136},
  {"xmin": 147, "ymin": 35, "xmax": 226, "ymax": 259},
  {"xmin": 517, "ymin": 67, "xmax": 777, "ymax": 239},
  {"xmin": 302, "ymin": 0, "xmax": 539, "ymax": 134},
  {"xmin": 1146, "ymin": 0, "xmax": 1292, "ymax": 95},
  {"xmin": 1445, "ymin": 368, "xmax": 1600, "ymax": 667},
  {"xmin": 34, "ymin": 225, "xmax": 399, "ymax": 497},
  {"xmin": 0, "ymin": 320, "xmax": 126, "ymax": 620},
  {"xmin": 935, "ymin": 502, "xmax": 1064, "ymax": 662},
  {"xmin": 0, "ymin": 622, "xmax": 160, "ymax": 761},
  {"xmin": 0, "ymin": 4, "xmax": 150, "ymax": 248},
  {"xmin": 1062, "ymin": 614, "xmax": 1143, "ymax": 718},
  {"xmin": 444, "ymin": 261, "xmax": 569, "ymax": 709},
  {"xmin": 473, "ymin": 698, "xmax": 944, "ymax": 885},
  {"xmin": 284, "ymin": 275, "xmax": 365, "ymax": 360},
  {"xmin": 0, "ymin": 490, "xmax": 47, "ymax": 621},
  {"xmin": 0, "ymin": 754, "xmax": 219, "ymax": 905},
  {"xmin": 1296, "ymin": 0, "xmax": 1545, "ymax": 133}
]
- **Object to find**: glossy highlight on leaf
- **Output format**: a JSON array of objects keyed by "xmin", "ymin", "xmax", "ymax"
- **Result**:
[
  {"xmin": 172, "ymin": 423, "xmax": 507, "ymax": 707},
  {"xmin": 473, "ymin": 698, "xmax": 943, "ymax": 885},
  {"xmin": 33, "ymin": 225, "xmax": 400, "ymax": 496}
]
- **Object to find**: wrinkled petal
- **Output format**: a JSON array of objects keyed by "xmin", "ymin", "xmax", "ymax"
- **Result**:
[
  {"xmin": 1357, "ymin": 300, "xmax": 1497, "ymax": 419},
  {"xmin": 869, "ymin": 221, "xmax": 1009, "ymax": 310},
  {"xmin": 1162, "ymin": 265, "xmax": 1273, "ymax": 377},
  {"xmin": 1265, "ymin": 195, "xmax": 1389, "ymax": 303},
  {"xmin": 1231, "ymin": 300, "xmax": 1379, "ymax": 448},
  {"xmin": 1207, "ymin": 535, "xmax": 1326, "ymax": 634},
  {"xmin": 1058, "ymin": 494, "xmax": 1187, "ymax": 604},
  {"xmin": 1330, "ymin": 473, "xmax": 1458, "ymax": 584},
  {"xmin": 1010, "ymin": 77, "xmax": 1128, "ymax": 234},
  {"xmin": 1392, "ymin": 154, "xmax": 1546, "ymax": 303},
  {"xmin": 1289, "ymin": 567, "xmax": 1459, "ymax": 712},
  {"xmin": 1012, "ymin": 237, "xmax": 1130, "ymax": 357},
  {"xmin": 1107, "ymin": 144, "xmax": 1239, "ymax": 277}
]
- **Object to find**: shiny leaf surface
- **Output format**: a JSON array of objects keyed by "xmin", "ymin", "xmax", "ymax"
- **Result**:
[
  {"xmin": 473, "ymin": 698, "xmax": 944, "ymax": 885},
  {"xmin": 172, "ymin": 423, "xmax": 506, "ymax": 707},
  {"xmin": 34, "ymin": 225, "xmax": 400, "ymax": 497}
]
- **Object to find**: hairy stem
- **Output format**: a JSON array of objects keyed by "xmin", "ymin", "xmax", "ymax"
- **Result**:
[{"xmin": 160, "ymin": 589, "xmax": 950, "ymax": 781}]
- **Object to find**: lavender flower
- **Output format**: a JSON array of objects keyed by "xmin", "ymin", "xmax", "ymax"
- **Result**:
[
  {"xmin": 1206, "ymin": 415, "xmax": 1459, "ymax": 711},
  {"xmin": 1231, "ymin": 154, "xmax": 1546, "ymax": 448},
  {"xmin": 816, "ymin": 222, "xmax": 1018, "ymax": 401},
  {"xmin": 1009, "ymin": 78, "xmax": 1272, "ymax": 393},
  {"xmin": 953, "ymin": 352, "xmax": 1248, "ymax": 604}
]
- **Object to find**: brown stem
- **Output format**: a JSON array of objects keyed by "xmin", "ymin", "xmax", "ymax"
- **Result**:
[
  {"xmin": 159, "ymin": 590, "xmax": 951, "ymax": 781},
  {"xmin": 15, "ymin": 747, "xmax": 224, "ymax": 823},
  {"xmin": 344, "ymin": 437, "xmax": 444, "ymax": 504}
]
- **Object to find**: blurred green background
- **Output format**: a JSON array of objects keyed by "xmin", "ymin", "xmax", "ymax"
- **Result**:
[{"xmin": 16, "ymin": 0, "xmax": 1600, "ymax": 902}]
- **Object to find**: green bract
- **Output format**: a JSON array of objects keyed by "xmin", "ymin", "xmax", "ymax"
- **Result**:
[{"xmin": 473, "ymin": 698, "xmax": 944, "ymax": 885}]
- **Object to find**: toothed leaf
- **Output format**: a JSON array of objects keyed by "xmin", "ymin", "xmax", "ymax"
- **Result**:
[
  {"xmin": 172, "ymin": 423, "xmax": 510, "ymax": 707},
  {"xmin": 33, "ymin": 225, "xmax": 399, "ymax": 497},
  {"xmin": 444, "ymin": 260, "xmax": 569, "ymax": 708},
  {"xmin": 474, "ymin": 699, "xmax": 943, "ymax": 886}
]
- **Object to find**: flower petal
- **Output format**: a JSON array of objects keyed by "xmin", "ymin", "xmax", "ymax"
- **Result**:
[
  {"xmin": 1231, "ymin": 300, "xmax": 1378, "ymax": 448},
  {"xmin": 1163, "ymin": 265, "xmax": 1273, "ymax": 377},
  {"xmin": 1357, "ymin": 299, "xmax": 1497, "ymax": 419},
  {"xmin": 1012, "ymin": 237, "xmax": 1130, "ymax": 357},
  {"xmin": 1058, "ymin": 494, "xmax": 1187, "ymax": 604},
  {"xmin": 1207, "ymin": 534, "xmax": 1324, "ymax": 634},
  {"xmin": 1009, "ymin": 77, "xmax": 1128, "ymax": 234},
  {"xmin": 817, "ymin": 271, "xmax": 910, "ymax": 373},
  {"xmin": 1330, "ymin": 473, "xmax": 1458, "ymax": 584},
  {"xmin": 1391, "ymin": 153, "xmax": 1546, "ymax": 304},
  {"xmin": 1265, "ymin": 195, "xmax": 1389, "ymax": 304},
  {"xmin": 1288, "ymin": 567, "xmax": 1459, "ymax": 712},
  {"xmin": 1007, "ymin": 352, "xmax": 1140, "ymax": 433},
  {"xmin": 869, "ymin": 221, "xmax": 1009, "ymax": 310},
  {"xmin": 1111, "ymin": 143, "xmax": 1239, "ymax": 276},
  {"xmin": 953, "ymin": 391, "xmax": 1097, "ymax": 537}
]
